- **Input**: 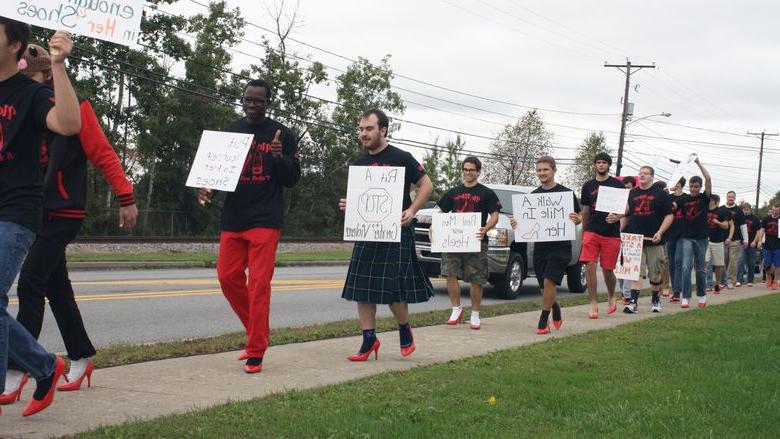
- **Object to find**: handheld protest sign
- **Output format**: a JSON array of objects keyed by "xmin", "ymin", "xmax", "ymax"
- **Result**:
[
  {"xmin": 1, "ymin": 0, "xmax": 144, "ymax": 48},
  {"xmin": 666, "ymin": 153, "xmax": 697, "ymax": 188},
  {"xmin": 430, "ymin": 212, "xmax": 481, "ymax": 253},
  {"xmin": 512, "ymin": 191, "xmax": 576, "ymax": 242},
  {"xmin": 595, "ymin": 186, "xmax": 630, "ymax": 214},
  {"xmin": 614, "ymin": 233, "xmax": 643, "ymax": 281},
  {"xmin": 185, "ymin": 130, "xmax": 254, "ymax": 192},
  {"xmin": 343, "ymin": 166, "xmax": 405, "ymax": 243}
]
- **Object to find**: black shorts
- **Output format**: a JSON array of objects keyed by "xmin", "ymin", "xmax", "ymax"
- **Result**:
[{"xmin": 534, "ymin": 244, "xmax": 570, "ymax": 287}]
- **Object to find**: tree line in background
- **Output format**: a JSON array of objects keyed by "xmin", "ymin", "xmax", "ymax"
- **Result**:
[{"xmin": 35, "ymin": 0, "xmax": 776, "ymax": 238}]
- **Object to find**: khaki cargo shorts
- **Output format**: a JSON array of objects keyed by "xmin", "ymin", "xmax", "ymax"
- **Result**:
[
  {"xmin": 441, "ymin": 240, "xmax": 489, "ymax": 285},
  {"xmin": 640, "ymin": 244, "xmax": 666, "ymax": 283}
]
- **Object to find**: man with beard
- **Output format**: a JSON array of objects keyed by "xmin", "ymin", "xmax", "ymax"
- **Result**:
[
  {"xmin": 198, "ymin": 79, "xmax": 301, "ymax": 374},
  {"xmin": 608, "ymin": 166, "xmax": 673, "ymax": 314},
  {"xmin": 678, "ymin": 160, "xmax": 713, "ymax": 308},
  {"xmin": 339, "ymin": 109, "xmax": 434, "ymax": 360},
  {"xmin": 578, "ymin": 153, "xmax": 623, "ymax": 318}
]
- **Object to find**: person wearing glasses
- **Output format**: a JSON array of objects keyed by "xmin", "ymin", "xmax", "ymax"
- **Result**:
[
  {"xmin": 436, "ymin": 156, "xmax": 500, "ymax": 330},
  {"xmin": 198, "ymin": 79, "xmax": 301, "ymax": 374}
]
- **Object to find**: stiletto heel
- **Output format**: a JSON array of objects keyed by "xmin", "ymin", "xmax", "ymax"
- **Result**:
[
  {"xmin": 23, "ymin": 357, "xmax": 66, "ymax": 417},
  {"xmin": 0, "ymin": 374, "xmax": 29, "ymax": 404},
  {"xmin": 347, "ymin": 339, "xmax": 380, "ymax": 361},
  {"xmin": 57, "ymin": 359, "xmax": 94, "ymax": 392}
]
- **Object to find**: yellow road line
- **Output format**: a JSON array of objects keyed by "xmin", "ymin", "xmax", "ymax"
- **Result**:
[
  {"xmin": 7, "ymin": 283, "xmax": 346, "ymax": 305},
  {"xmin": 66, "ymin": 279, "xmax": 344, "ymax": 287}
]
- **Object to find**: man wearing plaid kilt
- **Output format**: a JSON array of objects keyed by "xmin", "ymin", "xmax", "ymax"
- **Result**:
[{"xmin": 339, "ymin": 109, "xmax": 434, "ymax": 361}]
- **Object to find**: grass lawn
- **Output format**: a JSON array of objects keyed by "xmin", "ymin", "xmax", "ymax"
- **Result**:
[
  {"xmin": 79, "ymin": 294, "xmax": 780, "ymax": 438},
  {"xmin": 67, "ymin": 250, "xmax": 352, "ymax": 264}
]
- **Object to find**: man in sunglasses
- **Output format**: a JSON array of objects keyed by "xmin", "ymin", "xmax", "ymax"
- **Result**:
[{"xmin": 198, "ymin": 79, "xmax": 301, "ymax": 374}]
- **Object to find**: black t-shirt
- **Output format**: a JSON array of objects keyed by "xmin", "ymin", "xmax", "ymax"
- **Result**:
[
  {"xmin": 0, "ymin": 73, "xmax": 55, "ymax": 233},
  {"xmin": 580, "ymin": 176, "xmax": 624, "ymax": 237},
  {"xmin": 761, "ymin": 216, "xmax": 779, "ymax": 250},
  {"xmin": 531, "ymin": 183, "xmax": 581, "ymax": 252},
  {"xmin": 679, "ymin": 193, "xmax": 711, "ymax": 240},
  {"xmin": 625, "ymin": 185, "xmax": 673, "ymax": 246},
  {"xmin": 723, "ymin": 205, "xmax": 746, "ymax": 241},
  {"xmin": 220, "ymin": 117, "xmax": 301, "ymax": 231},
  {"xmin": 438, "ymin": 183, "xmax": 501, "ymax": 234},
  {"xmin": 352, "ymin": 144, "xmax": 426, "ymax": 211},
  {"xmin": 708, "ymin": 207, "xmax": 730, "ymax": 243},
  {"xmin": 745, "ymin": 214, "xmax": 761, "ymax": 243},
  {"xmin": 667, "ymin": 193, "xmax": 685, "ymax": 240}
]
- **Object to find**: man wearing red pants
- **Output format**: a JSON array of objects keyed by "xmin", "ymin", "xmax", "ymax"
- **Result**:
[
  {"xmin": 199, "ymin": 79, "xmax": 300, "ymax": 373},
  {"xmin": 579, "ymin": 153, "xmax": 624, "ymax": 318}
]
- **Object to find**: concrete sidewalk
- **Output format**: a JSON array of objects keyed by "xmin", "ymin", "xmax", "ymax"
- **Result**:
[{"xmin": 1, "ymin": 287, "xmax": 776, "ymax": 438}]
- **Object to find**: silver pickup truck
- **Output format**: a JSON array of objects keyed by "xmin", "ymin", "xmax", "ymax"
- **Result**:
[{"xmin": 414, "ymin": 183, "xmax": 586, "ymax": 299}]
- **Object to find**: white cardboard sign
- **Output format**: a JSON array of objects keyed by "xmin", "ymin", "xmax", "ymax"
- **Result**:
[
  {"xmin": 343, "ymin": 166, "xmax": 405, "ymax": 243},
  {"xmin": 430, "ymin": 212, "xmax": 481, "ymax": 253},
  {"xmin": 512, "ymin": 192, "xmax": 576, "ymax": 242},
  {"xmin": 615, "ymin": 233, "xmax": 644, "ymax": 281},
  {"xmin": 1, "ymin": 0, "xmax": 144, "ymax": 48},
  {"xmin": 595, "ymin": 186, "xmax": 630, "ymax": 214},
  {"xmin": 666, "ymin": 153, "xmax": 697, "ymax": 189},
  {"xmin": 185, "ymin": 130, "xmax": 254, "ymax": 192}
]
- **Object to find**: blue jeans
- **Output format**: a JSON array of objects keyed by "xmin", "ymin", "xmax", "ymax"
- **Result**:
[
  {"xmin": 738, "ymin": 248, "xmax": 759, "ymax": 283},
  {"xmin": 681, "ymin": 238, "xmax": 708, "ymax": 299},
  {"xmin": 666, "ymin": 239, "xmax": 683, "ymax": 295},
  {"xmin": 0, "ymin": 221, "xmax": 55, "ymax": 391}
]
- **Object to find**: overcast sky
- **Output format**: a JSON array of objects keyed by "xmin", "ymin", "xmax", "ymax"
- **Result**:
[{"xmin": 171, "ymin": 0, "xmax": 780, "ymax": 205}]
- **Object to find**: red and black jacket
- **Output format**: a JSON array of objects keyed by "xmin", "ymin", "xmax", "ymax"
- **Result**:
[{"xmin": 42, "ymin": 98, "xmax": 134, "ymax": 219}]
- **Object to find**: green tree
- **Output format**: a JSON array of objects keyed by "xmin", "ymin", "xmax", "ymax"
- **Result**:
[
  {"xmin": 564, "ymin": 131, "xmax": 612, "ymax": 191},
  {"xmin": 484, "ymin": 110, "xmax": 553, "ymax": 186}
]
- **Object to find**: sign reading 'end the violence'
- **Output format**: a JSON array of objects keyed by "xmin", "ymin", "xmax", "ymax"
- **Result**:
[
  {"xmin": 343, "ymin": 166, "xmax": 405, "ymax": 243},
  {"xmin": 1, "ymin": 0, "xmax": 144, "ymax": 48}
]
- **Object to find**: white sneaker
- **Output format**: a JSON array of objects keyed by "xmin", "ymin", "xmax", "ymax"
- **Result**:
[
  {"xmin": 623, "ymin": 303, "xmax": 637, "ymax": 314},
  {"xmin": 748, "ymin": 283, "xmax": 753, "ymax": 287},
  {"xmin": 469, "ymin": 312, "xmax": 481, "ymax": 330},
  {"xmin": 727, "ymin": 284, "xmax": 734, "ymax": 290},
  {"xmin": 651, "ymin": 301, "xmax": 662, "ymax": 313},
  {"xmin": 681, "ymin": 298, "xmax": 690, "ymax": 308},
  {"xmin": 446, "ymin": 307, "xmax": 463, "ymax": 325},
  {"xmin": 735, "ymin": 282, "xmax": 742, "ymax": 287}
]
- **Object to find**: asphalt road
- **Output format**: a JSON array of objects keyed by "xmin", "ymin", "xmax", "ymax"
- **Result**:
[{"xmin": 5, "ymin": 265, "xmax": 597, "ymax": 352}]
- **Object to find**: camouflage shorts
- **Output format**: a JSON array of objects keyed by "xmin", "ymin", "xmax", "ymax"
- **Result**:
[{"xmin": 440, "ymin": 240, "xmax": 489, "ymax": 285}]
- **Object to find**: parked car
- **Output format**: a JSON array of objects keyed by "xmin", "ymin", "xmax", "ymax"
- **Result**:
[{"xmin": 414, "ymin": 183, "xmax": 586, "ymax": 299}]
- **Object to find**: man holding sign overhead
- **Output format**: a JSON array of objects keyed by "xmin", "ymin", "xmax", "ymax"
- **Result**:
[
  {"xmin": 339, "ymin": 109, "xmax": 433, "ymax": 361},
  {"xmin": 436, "ymin": 156, "xmax": 500, "ymax": 330},
  {"xmin": 579, "ymin": 152, "xmax": 625, "ymax": 319},
  {"xmin": 608, "ymin": 166, "xmax": 673, "ymax": 314},
  {"xmin": 198, "ymin": 79, "xmax": 300, "ymax": 374},
  {"xmin": 0, "ymin": 18, "xmax": 81, "ymax": 416}
]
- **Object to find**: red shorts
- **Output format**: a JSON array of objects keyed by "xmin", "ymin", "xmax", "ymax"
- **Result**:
[{"xmin": 579, "ymin": 231, "xmax": 621, "ymax": 270}]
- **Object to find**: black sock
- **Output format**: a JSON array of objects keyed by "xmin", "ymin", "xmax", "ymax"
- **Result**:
[
  {"xmin": 359, "ymin": 329, "xmax": 377, "ymax": 353},
  {"xmin": 398, "ymin": 323, "xmax": 413, "ymax": 348},
  {"xmin": 551, "ymin": 302, "xmax": 562, "ymax": 321},
  {"xmin": 652, "ymin": 291, "xmax": 660, "ymax": 303},
  {"xmin": 538, "ymin": 310, "xmax": 551, "ymax": 329},
  {"xmin": 33, "ymin": 374, "xmax": 54, "ymax": 401},
  {"xmin": 245, "ymin": 357, "xmax": 262, "ymax": 367},
  {"xmin": 630, "ymin": 289, "xmax": 640, "ymax": 304}
]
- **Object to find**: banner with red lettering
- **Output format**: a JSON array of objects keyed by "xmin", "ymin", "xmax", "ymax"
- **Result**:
[{"xmin": 615, "ymin": 233, "xmax": 643, "ymax": 281}]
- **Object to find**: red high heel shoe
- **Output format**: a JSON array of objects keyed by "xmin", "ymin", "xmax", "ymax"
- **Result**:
[
  {"xmin": 553, "ymin": 319, "xmax": 563, "ymax": 330},
  {"xmin": 400, "ymin": 342, "xmax": 415, "ymax": 357},
  {"xmin": 0, "ymin": 374, "xmax": 29, "ymax": 404},
  {"xmin": 237, "ymin": 350, "xmax": 250, "ymax": 361},
  {"xmin": 244, "ymin": 362, "xmax": 263, "ymax": 374},
  {"xmin": 347, "ymin": 339, "xmax": 380, "ymax": 361},
  {"xmin": 536, "ymin": 324, "xmax": 550, "ymax": 335},
  {"xmin": 57, "ymin": 359, "xmax": 94, "ymax": 391},
  {"xmin": 22, "ymin": 356, "xmax": 66, "ymax": 417}
]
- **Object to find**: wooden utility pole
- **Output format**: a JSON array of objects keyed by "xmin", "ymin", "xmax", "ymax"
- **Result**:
[{"xmin": 747, "ymin": 130, "xmax": 779, "ymax": 208}]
